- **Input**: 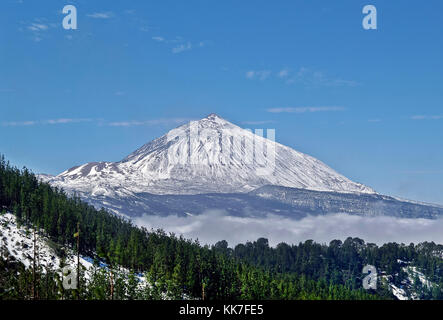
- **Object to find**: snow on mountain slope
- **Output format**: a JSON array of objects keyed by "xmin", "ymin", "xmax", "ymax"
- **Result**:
[{"xmin": 41, "ymin": 114, "xmax": 374, "ymax": 197}]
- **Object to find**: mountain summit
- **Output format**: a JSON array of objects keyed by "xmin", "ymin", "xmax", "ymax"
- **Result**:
[{"xmin": 41, "ymin": 114, "xmax": 375, "ymax": 198}]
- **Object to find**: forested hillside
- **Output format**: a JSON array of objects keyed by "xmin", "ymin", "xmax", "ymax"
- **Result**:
[
  {"xmin": 225, "ymin": 238, "xmax": 443, "ymax": 299},
  {"xmin": 1, "ymin": 154, "xmax": 441, "ymax": 300}
]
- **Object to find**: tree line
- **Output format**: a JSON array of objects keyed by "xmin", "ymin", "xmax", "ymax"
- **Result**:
[{"xmin": 1, "ymin": 154, "xmax": 440, "ymax": 300}]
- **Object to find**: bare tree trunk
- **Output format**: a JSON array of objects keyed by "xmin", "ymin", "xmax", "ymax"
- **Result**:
[
  {"xmin": 32, "ymin": 230, "xmax": 36, "ymax": 300},
  {"xmin": 77, "ymin": 222, "xmax": 80, "ymax": 300},
  {"xmin": 110, "ymin": 270, "xmax": 114, "ymax": 300}
]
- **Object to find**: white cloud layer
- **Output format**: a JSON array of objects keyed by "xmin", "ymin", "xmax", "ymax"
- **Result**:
[{"xmin": 134, "ymin": 211, "xmax": 443, "ymax": 247}]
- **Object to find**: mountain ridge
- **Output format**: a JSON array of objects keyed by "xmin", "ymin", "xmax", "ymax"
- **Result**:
[{"xmin": 40, "ymin": 114, "xmax": 375, "ymax": 199}]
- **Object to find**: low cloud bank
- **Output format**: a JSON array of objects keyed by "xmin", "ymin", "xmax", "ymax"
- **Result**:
[{"xmin": 133, "ymin": 210, "xmax": 443, "ymax": 247}]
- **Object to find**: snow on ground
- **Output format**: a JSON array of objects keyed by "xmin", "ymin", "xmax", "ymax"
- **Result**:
[
  {"xmin": 390, "ymin": 283, "xmax": 408, "ymax": 300},
  {"xmin": 381, "ymin": 264, "xmax": 435, "ymax": 300},
  {"xmin": 405, "ymin": 266, "xmax": 432, "ymax": 289},
  {"xmin": 0, "ymin": 212, "xmax": 93, "ymax": 276},
  {"xmin": 0, "ymin": 212, "xmax": 154, "ymax": 293}
]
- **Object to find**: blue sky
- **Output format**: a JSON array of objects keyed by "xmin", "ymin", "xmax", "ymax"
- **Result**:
[{"xmin": 1, "ymin": 0, "xmax": 442, "ymax": 204}]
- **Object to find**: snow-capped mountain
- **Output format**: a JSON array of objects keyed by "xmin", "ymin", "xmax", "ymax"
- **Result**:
[{"xmin": 41, "ymin": 114, "xmax": 374, "ymax": 199}]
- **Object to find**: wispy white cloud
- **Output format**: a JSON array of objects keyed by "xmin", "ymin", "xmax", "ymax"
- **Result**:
[
  {"xmin": 149, "ymin": 30, "xmax": 207, "ymax": 54},
  {"xmin": 398, "ymin": 170, "xmax": 443, "ymax": 175},
  {"xmin": 27, "ymin": 23, "xmax": 48, "ymax": 32},
  {"xmin": 2, "ymin": 118, "xmax": 92, "ymax": 127},
  {"xmin": 245, "ymin": 71, "xmax": 254, "ymax": 79},
  {"xmin": 151, "ymin": 36, "xmax": 205, "ymax": 54},
  {"xmin": 2, "ymin": 121, "xmax": 36, "ymax": 127},
  {"xmin": 108, "ymin": 118, "xmax": 191, "ymax": 127},
  {"xmin": 245, "ymin": 67, "xmax": 357, "ymax": 87},
  {"xmin": 267, "ymin": 106, "xmax": 345, "ymax": 113},
  {"xmin": 151, "ymin": 36, "xmax": 181, "ymax": 43},
  {"xmin": 23, "ymin": 19, "xmax": 54, "ymax": 42},
  {"xmin": 86, "ymin": 12, "xmax": 114, "ymax": 19},
  {"xmin": 278, "ymin": 68, "xmax": 289, "ymax": 78},
  {"xmin": 2, "ymin": 118, "xmax": 193, "ymax": 128},
  {"xmin": 45, "ymin": 118, "xmax": 91, "ymax": 125},
  {"xmin": 152, "ymin": 36, "xmax": 165, "ymax": 42},
  {"xmin": 241, "ymin": 120, "xmax": 276, "ymax": 125},
  {"xmin": 331, "ymin": 79, "xmax": 359, "ymax": 87},
  {"xmin": 172, "ymin": 42, "xmax": 192, "ymax": 54},
  {"xmin": 411, "ymin": 115, "xmax": 443, "ymax": 120},
  {"xmin": 286, "ymin": 67, "xmax": 358, "ymax": 87},
  {"xmin": 246, "ymin": 70, "xmax": 271, "ymax": 81}
]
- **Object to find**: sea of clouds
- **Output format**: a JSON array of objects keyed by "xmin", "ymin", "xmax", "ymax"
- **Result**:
[{"xmin": 134, "ymin": 210, "xmax": 443, "ymax": 247}]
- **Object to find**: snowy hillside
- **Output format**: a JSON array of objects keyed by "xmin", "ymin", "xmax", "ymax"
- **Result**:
[
  {"xmin": 40, "ymin": 114, "xmax": 375, "ymax": 198},
  {"xmin": 0, "ymin": 212, "xmax": 93, "ymax": 273},
  {"xmin": 0, "ymin": 212, "xmax": 150, "ymax": 294}
]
